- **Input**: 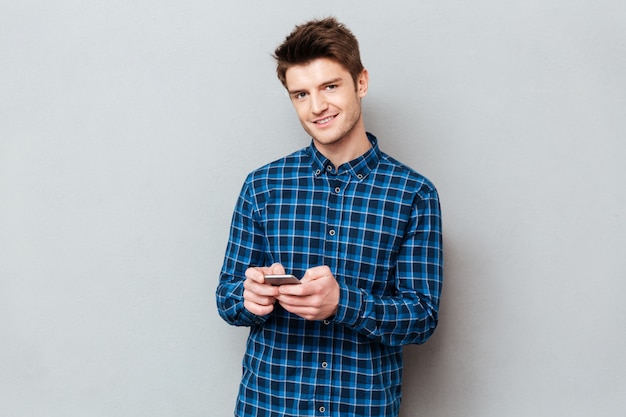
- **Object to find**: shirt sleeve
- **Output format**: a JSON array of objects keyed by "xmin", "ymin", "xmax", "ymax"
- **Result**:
[
  {"xmin": 215, "ymin": 178, "xmax": 272, "ymax": 327},
  {"xmin": 333, "ymin": 185, "xmax": 443, "ymax": 346}
]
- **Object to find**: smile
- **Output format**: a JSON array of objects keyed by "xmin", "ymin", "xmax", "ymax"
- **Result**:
[{"xmin": 314, "ymin": 115, "xmax": 335, "ymax": 125}]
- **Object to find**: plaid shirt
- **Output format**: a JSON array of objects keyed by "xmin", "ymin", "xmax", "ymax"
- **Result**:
[{"xmin": 216, "ymin": 133, "xmax": 443, "ymax": 416}]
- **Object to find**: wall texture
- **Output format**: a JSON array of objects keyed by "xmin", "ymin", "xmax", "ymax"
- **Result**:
[{"xmin": 1, "ymin": 1, "xmax": 625, "ymax": 416}]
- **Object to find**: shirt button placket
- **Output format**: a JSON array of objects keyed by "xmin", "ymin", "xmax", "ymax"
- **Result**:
[{"xmin": 324, "ymin": 167, "xmax": 339, "ymax": 274}]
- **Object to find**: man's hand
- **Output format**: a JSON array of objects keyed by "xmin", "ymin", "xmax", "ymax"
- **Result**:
[
  {"xmin": 276, "ymin": 265, "xmax": 339, "ymax": 321},
  {"xmin": 243, "ymin": 263, "xmax": 283, "ymax": 316}
]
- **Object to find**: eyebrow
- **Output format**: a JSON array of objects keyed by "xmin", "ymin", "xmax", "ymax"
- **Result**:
[{"xmin": 287, "ymin": 77, "xmax": 344, "ymax": 95}]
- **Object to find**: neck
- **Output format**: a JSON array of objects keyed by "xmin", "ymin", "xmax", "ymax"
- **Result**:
[{"xmin": 315, "ymin": 125, "xmax": 371, "ymax": 168}]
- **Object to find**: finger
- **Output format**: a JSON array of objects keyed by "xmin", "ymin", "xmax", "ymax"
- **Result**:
[
  {"xmin": 300, "ymin": 265, "xmax": 331, "ymax": 283},
  {"xmin": 244, "ymin": 299, "xmax": 275, "ymax": 316},
  {"xmin": 244, "ymin": 277, "xmax": 279, "ymax": 298},
  {"xmin": 277, "ymin": 282, "xmax": 307, "ymax": 296},
  {"xmin": 275, "ymin": 292, "xmax": 305, "ymax": 306},
  {"xmin": 277, "ymin": 301, "xmax": 321, "ymax": 321},
  {"xmin": 244, "ymin": 285, "xmax": 276, "ymax": 302},
  {"xmin": 268, "ymin": 263, "xmax": 286, "ymax": 275},
  {"xmin": 245, "ymin": 264, "xmax": 287, "ymax": 284},
  {"xmin": 245, "ymin": 267, "xmax": 266, "ymax": 283}
]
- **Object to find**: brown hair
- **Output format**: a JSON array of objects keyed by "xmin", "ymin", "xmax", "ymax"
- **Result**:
[{"xmin": 273, "ymin": 17, "xmax": 364, "ymax": 89}]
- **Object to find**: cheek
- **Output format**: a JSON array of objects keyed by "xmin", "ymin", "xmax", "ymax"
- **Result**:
[{"xmin": 292, "ymin": 104, "xmax": 309, "ymax": 120}]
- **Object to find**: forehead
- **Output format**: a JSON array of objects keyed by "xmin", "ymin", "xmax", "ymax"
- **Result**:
[{"xmin": 284, "ymin": 58, "xmax": 351, "ymax": 90}]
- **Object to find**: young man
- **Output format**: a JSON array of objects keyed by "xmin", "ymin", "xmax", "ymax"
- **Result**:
[{"xmin": 216, "ymin": 17, "xmax": 443, "ymax": 416}]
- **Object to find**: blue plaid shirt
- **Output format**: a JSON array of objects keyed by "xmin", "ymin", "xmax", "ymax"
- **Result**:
[{"xmin": 216, "ymin": 133, "xmax": 443, "ymax": 417}]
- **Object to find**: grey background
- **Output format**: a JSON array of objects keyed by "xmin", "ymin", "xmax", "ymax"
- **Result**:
[{"xmin": 1, "ymin": 1, "xmax": 625, "ymax": 416}]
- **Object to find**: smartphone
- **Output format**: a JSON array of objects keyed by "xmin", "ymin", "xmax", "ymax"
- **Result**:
[{"xmin": 264, "ymin": 274, "xmax": 301, "ymax": 286}]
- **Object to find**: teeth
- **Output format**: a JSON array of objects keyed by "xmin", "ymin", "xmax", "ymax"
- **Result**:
[{"xmin": 316, "ymin": 116, "xmax": 333, "ymax": 124}]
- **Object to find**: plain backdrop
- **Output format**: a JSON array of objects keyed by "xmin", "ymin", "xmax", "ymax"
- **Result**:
[{"xmin": 1, "ymin": 1, "xmax": 625, "ymax": 416}]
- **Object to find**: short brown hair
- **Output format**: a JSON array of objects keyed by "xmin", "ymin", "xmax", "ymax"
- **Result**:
[{"xmin": 273, "ymin": 17, "xmax": 364, "ymax": 89}]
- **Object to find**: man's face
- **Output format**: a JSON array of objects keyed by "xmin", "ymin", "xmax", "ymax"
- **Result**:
[{"xmin": 285, "ymin": 58, "xmax": 368, "ymax": 150}]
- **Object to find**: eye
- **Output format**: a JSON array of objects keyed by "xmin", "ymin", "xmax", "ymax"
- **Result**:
[
  {"xmin": 292, "ymin": 92, "xmax": 308, "ymax": 100},
  {"xmin": 325, "ymin": 84, "xmax": 338, "ymax": 91}
]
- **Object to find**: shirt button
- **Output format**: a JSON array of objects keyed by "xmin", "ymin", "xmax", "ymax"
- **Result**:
[
  {"xmin": 315, "ymin": 169, "xmax": 321, "ymax": 175},
  {"xmin": 328, "ymin": 229, "xmax": 335, "ymax": 236},
  {"xmin": 326, "ymin": 165, "xmax": 333, "ymax": 172},
  {"xmin": 323, "ymin": 320, "xmax": 330, "ymax": 325},
  {"xmin": 319, "ymin": 406, "xmax": 326, "ymax": 413},
  {"xmin": 334, "ymin": 186, "xmax": 341, "ymax": 193},
  {"xmin": 357, "ymin": 173, "xmax": 364, "ymax": 179},
  {"xmin": 321, "ymin": 361, "xmax": 328, "ymax": 368}
]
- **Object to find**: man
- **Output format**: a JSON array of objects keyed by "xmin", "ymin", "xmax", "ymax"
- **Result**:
[{"xmin": 216, "ymin": 17, "xmax": 443, "ymax": 416}]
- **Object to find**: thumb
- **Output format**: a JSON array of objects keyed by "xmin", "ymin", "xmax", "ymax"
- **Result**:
[
  {"xmin": 269, "ymin": 263, "xmax": 286, "ymax": 275},
  {"xmin": 301, "ymin": 265, "xmax": 331, "ymax": 283}
]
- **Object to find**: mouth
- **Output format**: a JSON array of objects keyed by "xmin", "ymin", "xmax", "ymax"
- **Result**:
[{"xmin": 313, "ymin": 115, "xmax": 336, "ymax": 126}]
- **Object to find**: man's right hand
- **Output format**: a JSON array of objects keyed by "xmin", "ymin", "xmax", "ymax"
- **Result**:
[{"xmin": 243, "ymin": 263, "xmax": 284, "ymax": 316}]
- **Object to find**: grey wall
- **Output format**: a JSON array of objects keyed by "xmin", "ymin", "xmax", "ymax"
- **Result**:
[{"xmin": 1, "ymin": 1, "xmax": 625, "ymax": 416}]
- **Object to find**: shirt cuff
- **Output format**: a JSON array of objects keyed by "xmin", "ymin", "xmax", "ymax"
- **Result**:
[{"xmin": 333, "ymin": 281, "xmax": 365, "ymax": 328}]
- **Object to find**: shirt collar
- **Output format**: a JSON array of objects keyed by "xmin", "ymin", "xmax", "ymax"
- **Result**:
[{"xmin": 309, "ymin": 132, "xmax": 381, "ymax": 181}]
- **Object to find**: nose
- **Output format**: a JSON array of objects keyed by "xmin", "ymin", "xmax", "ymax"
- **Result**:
[{"xmin": 310, "ymin": 92, "xmax": 328, "ymax": 115}]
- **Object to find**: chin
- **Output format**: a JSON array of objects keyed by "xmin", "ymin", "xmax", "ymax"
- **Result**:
[{"xmin": 313, "ymin": 133, "xmax": 345, "ymax": 146}]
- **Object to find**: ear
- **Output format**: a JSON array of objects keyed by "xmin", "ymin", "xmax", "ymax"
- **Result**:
[{"xmin": 357, "ymin": 69, "xmax": 369, "ymax": 98}]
